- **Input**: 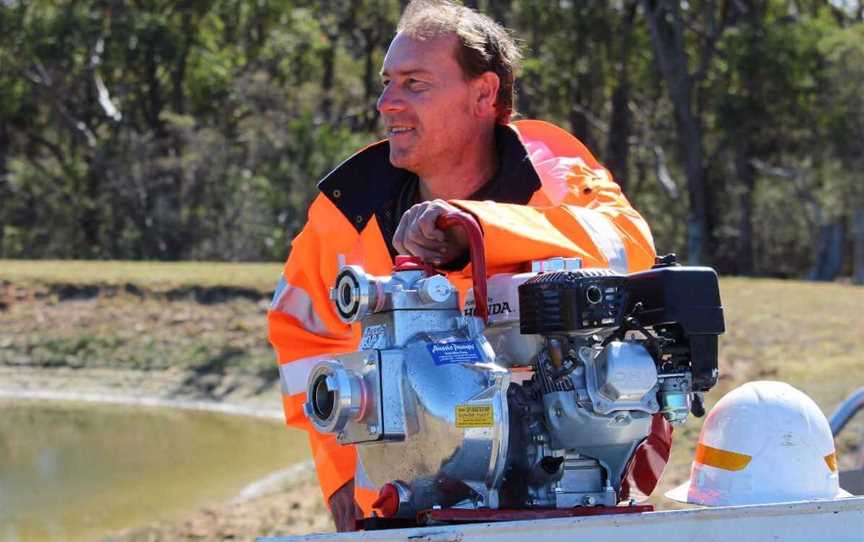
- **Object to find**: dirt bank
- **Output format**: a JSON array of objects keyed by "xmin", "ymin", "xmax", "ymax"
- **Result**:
[{"xmin": 110, "ymin": 475, "xmax": 333, "ymax": 541}]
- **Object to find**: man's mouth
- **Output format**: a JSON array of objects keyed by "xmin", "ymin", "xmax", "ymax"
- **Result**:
[{"xmin": 388, "ymin": 126, "xmax": 414, "ymax": 136}]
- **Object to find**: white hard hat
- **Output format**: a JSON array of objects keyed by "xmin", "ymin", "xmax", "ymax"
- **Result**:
[{"xmin": 666, "ymin": 381, "xmax": 851, "ymax": 506}]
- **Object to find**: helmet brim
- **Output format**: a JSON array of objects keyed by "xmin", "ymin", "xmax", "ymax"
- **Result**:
[
  {"xmin": 664, "ymin": 480, "xmax": 854, "ymax": 506},
  {"xmin": 664, "ymin": 480, "xmax": 692, "ymax": 504}
]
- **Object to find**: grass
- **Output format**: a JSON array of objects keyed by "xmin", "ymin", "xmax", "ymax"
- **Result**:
[
  {"xmin": 0, "ymin": 260, "xmax": 284, "ymax": 293},
  {"xmin": 717, "ymin": 277, "xmax": 864, "ymax": 413}
]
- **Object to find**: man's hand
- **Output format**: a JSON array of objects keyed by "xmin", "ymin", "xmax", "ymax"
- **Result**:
[
  {"xmin": 393, "ymin": 199, "xmax": 468, "ymax": 267},
  {"xmin": 328, "ymin": 479, "xmax": 362, "ymax": 532}
]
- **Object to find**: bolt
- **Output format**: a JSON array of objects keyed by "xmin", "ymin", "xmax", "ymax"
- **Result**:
[
  {"xmin": 583, "ymin": 495, "xmax": 596, "ymax": 505},
  {"xmin": 367, "ymin": 424, "xmax": 378, "ymax": 433}
]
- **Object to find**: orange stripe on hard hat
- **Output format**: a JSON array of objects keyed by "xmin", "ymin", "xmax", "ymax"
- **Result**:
[
  {"xmin": 824, "ymin": 452, "xmax": 838, "ymax": 472},
  {"xmin": 695, "ymin": 443, "xmax": 752, "ymax": 471}
]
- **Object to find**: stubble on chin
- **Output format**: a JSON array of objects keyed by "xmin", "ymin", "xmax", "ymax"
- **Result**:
[{"xmin": 388, "ymin": 146, "xmax": 414, "ymax": 171}]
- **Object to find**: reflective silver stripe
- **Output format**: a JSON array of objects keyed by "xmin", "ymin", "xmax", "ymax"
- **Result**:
[
  {"xmin": 270, "ymin": 275, "xmax": 288, "ymax": 307},
  {"xmin": 355, "ymin": 454, "xmax": 376, "ymax": 490},
  {"xmin": 571, "ymin": 207, "xmax": 629, "ymax": 273},
  {"xmin": 271, "ymin": 276, "xmax": 340, "ymax": 338},
  {"xmin": 279, "ymin": 355, "xmax": 333, "ymax": 396}
]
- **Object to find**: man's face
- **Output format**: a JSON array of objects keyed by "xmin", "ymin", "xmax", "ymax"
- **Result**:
[{"xmin": 377, "ymin": 33, "xmax": 480, "ymax": 175}]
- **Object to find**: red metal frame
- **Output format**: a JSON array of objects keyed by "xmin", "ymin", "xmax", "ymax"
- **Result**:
[{"xmin": 418, "ymin": 505, "xmax": 654, "ymax": 525}]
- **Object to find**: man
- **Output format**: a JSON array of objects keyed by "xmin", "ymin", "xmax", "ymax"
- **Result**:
[{"xmin": 269, "ymin": 0, "xmax": 663, "ymax": 532}]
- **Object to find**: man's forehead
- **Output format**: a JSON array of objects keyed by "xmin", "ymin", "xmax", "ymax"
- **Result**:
[
  {"xmin": 381, "ymin": 32, "xmax": 461, "ymax": 75},
  {"xmin": 380, "ymin": 67, "xmax": 434, "ymax": 77}
]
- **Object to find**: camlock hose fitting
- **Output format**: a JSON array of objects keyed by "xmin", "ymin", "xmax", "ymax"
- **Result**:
[{"xmin": 304, "ymin": 361, "xmax": 367, "ymax": 434}]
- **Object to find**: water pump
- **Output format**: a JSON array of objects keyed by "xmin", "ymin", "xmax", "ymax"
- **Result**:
[{"xmin": 303, "ymin": 211, "xmax": 724, "ymax": 519}]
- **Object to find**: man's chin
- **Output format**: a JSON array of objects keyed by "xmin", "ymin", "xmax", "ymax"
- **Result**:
[{"xmin": 388, "ymin": 149, "xmax": 417, "ymax": 171}]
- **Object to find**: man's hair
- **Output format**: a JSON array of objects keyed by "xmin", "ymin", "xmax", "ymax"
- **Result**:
[{"xmin": 397, "ymin": 0, "xmax": 522, "ymax": 124}]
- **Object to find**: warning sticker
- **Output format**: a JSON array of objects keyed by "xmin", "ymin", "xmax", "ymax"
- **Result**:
[
  {"xmin": 455, "ymin": 404, "xmax": 494, "ymax": 428},
  {"xmin": 427, "ymin": 341, "xmax": 482, "ymax": 365}
]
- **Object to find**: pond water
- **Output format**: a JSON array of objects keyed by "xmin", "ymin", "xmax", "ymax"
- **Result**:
[{"xmin": 0, "ymin": 400, "xmax": 310, "ymax": 541}]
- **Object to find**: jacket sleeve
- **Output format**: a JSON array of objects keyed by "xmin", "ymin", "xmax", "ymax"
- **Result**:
[
  {"xmin": 450, "ymin": 157, "xmax": 656, "ymax": 274},
  {"xmin": 267, "ymin": 195, "xmax": 360, "ymax": 504}
]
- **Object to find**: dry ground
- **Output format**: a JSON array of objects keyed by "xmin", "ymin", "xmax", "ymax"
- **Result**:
[
  {"xmin": 1, "ymin": 262, "xmax": 862, "ymax": 540},
  {"xmin": 108, "ymin": 477, "xmax": 333, "ymax": 541}
]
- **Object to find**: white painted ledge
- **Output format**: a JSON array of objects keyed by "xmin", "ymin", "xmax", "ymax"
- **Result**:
[{"xmin": 261, "ymin": 496, "xmax": 864, "ymax": 542}]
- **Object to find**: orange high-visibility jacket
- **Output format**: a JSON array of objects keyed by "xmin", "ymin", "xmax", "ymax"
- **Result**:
[{"xmin": 268, "ymin": 120, "xmax": 660, "ymax": 514}]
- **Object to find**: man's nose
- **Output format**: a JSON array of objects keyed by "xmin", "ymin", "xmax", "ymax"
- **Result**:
[{"xmin": 377, "ymin": 84, "xmax": 404, "ymax": 114}]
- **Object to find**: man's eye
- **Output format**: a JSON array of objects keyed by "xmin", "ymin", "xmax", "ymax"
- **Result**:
[
  {"xmin": 407, "ymin": 79, "xmax": 427, "ymax": 91},
  {"xmin": 381, "ymin": 79, "xmax": 391, "ymax": 87}
]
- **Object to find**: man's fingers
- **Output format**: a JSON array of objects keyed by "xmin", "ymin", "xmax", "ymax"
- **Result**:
[
  {"xmin": 329, "ymin": 480, "xmax": 359, "ymax": 532},
  {"xmin": 416, "ymin": 205, "xmax": 445, "ymax": 242},
  {"xmin": 403, "ymin": 235, "xmax": 445, "ymax": 265},
  {"xmin": 392, "ymin": 205, "xmax": 420, "ymax": 255},
  {"xmin": 393, "ymin": 232, "xmax": 406, "ymax": 255},
  {"xmin": 393, "ymin": 200, "xmax": 461, "ymax": 261}
]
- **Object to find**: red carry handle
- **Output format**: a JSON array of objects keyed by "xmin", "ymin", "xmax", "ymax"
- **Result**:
[{"xmin": 435, "ymin": 211, "xmax": 488, "ymax": 323}]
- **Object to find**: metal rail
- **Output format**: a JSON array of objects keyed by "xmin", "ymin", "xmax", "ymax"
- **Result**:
[{"xmin": 830, "ymin": 388, "xmax": 864, "ymax": 436}]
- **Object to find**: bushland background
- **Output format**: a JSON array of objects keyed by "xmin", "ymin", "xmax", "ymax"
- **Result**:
[
  {"xmin": 1, "ymin": 1, "xmax": 863, "ymax": 540},
  {"xmin": 1, "ymin": 0, "xmax": 863, "ymax": 278}
]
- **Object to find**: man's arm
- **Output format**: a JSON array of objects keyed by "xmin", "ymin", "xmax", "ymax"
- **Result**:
[
  {"xmin": 452, "ymin": 157, "xmax": 655, "ymax": 272},
  {"xmin": 393, "ymin": 159, "xmax": 655, "ymax": 273},
  {"xmin": 268, "ymin": 195, "xmax": 362, "ymax": 529}
]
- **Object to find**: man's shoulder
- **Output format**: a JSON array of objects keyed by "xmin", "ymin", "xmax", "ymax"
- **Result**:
[
  {"xmin": 316, "ymin": 140, "xmax": 411, "ymax": 233},
  {"xmin": 511, "ymin": 120, "xmax": 602, "ymax": 170}
]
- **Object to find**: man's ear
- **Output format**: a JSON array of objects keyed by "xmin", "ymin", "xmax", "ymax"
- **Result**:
[{"xmin": 472, "ymin": 71, "xmax": 500, "ymax": 118}]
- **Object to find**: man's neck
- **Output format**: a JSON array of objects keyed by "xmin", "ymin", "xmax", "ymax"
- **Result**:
[{"xmin": 416, "ymin": 126, "xmax": 498, "ymax": 202}]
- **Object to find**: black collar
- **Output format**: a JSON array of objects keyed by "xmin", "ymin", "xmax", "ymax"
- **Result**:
[{"xmin": 317, "ymin": 124, "xmax": 542, "ymax": 233}]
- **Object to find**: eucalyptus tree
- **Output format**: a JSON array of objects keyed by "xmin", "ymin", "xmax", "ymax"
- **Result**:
[
  {"xmin": 641, "ymin": 0, "xmax": 744, "ymax": 265},
  {"xmin": 815, "ymin": 22, "xmax": 864, "ymax": 282}
]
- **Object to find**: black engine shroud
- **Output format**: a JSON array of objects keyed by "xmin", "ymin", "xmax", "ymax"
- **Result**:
[{"xmin": 518, "ymin": 260, "xmax": 724, "ymax": 392}]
